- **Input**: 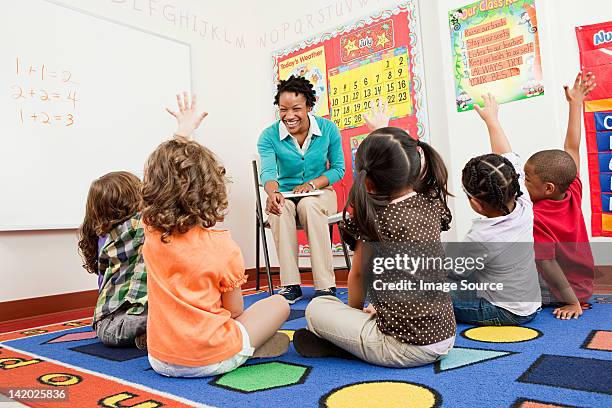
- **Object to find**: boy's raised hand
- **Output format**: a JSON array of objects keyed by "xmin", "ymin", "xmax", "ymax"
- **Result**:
[
  {"xmin": 364, "ymin": 99, "xmax": 394, "ymax": 131},
  {"xmin": 166, "ymin": 91, "xmax": 209, "ymax": 138},
  {"xmin": 563, "ymin": 72, "xmax": 596, "ymax": 173},
  {"xmin": 474, "ymin": 93, "xmax": 499, "ymax": 125},
  {"xmin": 564, "ymin": 71, "xmax": 596, "ymax": 105}
]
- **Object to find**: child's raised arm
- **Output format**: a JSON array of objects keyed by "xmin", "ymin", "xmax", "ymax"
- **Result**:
[
  {"xmin": 166, "ymin": 92, "xmax": 209, "ymax": 138},
  {"xmin": 563, "ymin": 71, "xmax": 596, "ymax": 175},
  {"xmin": 364, "ymin": 99, "xmax": 394, "ymax": 131},
  {"xmin": 474, "ymin": 93, "xmax": 511, "ymax": 155}
]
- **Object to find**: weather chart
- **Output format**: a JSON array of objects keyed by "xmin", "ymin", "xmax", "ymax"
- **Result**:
[{"xmin": 272, "ymin": 2, "xmax": 428, "ymax": 255}]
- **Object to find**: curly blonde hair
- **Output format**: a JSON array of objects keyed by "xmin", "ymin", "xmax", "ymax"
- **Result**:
[
  {"xmin": 142, "ymin": 137, "xmax": 229, "ymax": 242},
  {"xmin": 78, "ymin": 171, "xmax": 142, "ymax": 274}
]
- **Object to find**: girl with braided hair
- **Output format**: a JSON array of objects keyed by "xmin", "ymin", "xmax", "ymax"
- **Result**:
[{"xmin": 449, "ymin": 94, "xmax": 541, "ymax": 326}]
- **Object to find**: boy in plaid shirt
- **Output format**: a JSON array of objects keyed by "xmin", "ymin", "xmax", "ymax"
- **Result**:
[{"xmin": 78, "ymin": 172, "xmax": 148, "ymax": 348}]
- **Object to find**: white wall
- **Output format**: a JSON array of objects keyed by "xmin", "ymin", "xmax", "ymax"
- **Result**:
[
  {"xmin": 436, "ymin": 0, "xmax": 612, "ymax": 255},
  {"xmin": 2, "ymin": 0, "xmax": 610, "ymax": 302}
]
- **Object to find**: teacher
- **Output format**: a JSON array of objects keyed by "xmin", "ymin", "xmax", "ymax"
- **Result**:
[{"xmin": 257, "ymin": 75, "xmax": 345, "ymax": 304}]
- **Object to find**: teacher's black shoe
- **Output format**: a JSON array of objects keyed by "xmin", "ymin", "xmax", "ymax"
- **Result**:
[
  {"xmin": 313, "ymin": 287, "xmax": 337, "ymax": 299},
  {"xmin": 278, "ymin": 285, "xmax": 303, "ymax": 304}
]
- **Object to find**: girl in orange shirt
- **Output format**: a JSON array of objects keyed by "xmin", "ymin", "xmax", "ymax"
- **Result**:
[{"xmin": 142, "ymin": 93, "xmax": 290, "ymax": 377}]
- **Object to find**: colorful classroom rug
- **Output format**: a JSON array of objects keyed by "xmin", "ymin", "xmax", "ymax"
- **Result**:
[{"xmin": 0, "ymin": 288, "xmax": 611, "ymax": 407}]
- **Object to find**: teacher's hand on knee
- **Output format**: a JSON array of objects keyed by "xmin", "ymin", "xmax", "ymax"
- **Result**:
[{"xmin": 265, "ymin": 192, "xmax": 285, "ymax": 216}]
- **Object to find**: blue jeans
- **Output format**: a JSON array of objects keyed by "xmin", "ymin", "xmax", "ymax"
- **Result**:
[{"xmin": 452, "ymin": 297, "xmax": 539, "ymax": 326}]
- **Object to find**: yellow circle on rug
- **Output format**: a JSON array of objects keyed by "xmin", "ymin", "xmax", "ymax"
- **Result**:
[
  {"xmin": 278, "ymin": 330, "xmax": 295, "ymax": 341},
  {"xmin": 323, "ymin": 381, "xmax": 439, "ymax": 408},
  {"xmin": 463, "ymin": 326, "xmax": 541, "ymax": 343}
]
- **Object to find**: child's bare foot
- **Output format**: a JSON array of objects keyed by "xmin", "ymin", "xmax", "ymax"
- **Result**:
[
  {"xmin": 250, "ymin": 332, "xmax": 290, "ymax": 359},
  {"xmin": 553, "ymin": 303, "xmax": 583, "ymax": 320}
]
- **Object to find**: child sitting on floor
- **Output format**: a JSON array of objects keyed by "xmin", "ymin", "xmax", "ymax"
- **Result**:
[
  {"xmin": 526, "ymin": 72, "xmax": 597, "ymax": 320},
  {"xmin": 293, "ymin": 122, "xmax": 456, "ymax": 367},
  {"xmin": 78, "ymin": 171, "xmax": 148, "ymax": 349},
  {"xmin": 143, "ymin": 93, "xmax": 290, "ymax": 377},
  {"xmin": 448, "ymin": 93, "xmax": 541, "ymax": 326}
]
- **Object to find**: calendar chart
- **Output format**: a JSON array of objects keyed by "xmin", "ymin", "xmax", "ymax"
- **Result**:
[
  {"xmin": 329, "ymin": 47, "xmax": 412, "ymax": 130},
  {"xmin": 272, "ymin": 2, "xmax": 428, "ymax": 255}
]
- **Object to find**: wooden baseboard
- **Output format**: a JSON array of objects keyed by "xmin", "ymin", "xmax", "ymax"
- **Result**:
[
  {"xmin": 245, "ymin": 267, "xmax": 349, "ymax": 286},
  {"xmin": 0, "ymin": 290, "xmax": 98, "ymax": 324},
  {"xmin": 0, "ymin": 308, "xmax": 94, "ymax": 334}
]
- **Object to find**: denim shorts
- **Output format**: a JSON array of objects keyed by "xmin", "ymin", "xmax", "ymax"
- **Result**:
[
  {"xmin": 452, "ymin": 297, "xmax": 540, "ymax": 326},
  {"xmin": 148, "ymin": 321, "xmax": 254, "ymax": 377}
]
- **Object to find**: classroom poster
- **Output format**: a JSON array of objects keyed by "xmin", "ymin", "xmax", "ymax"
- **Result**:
[
  {"xmin": 278, "ymin": 46, "xmax": 329, "ymax": 117},
  {"xmin": 449, "ymin": 0, "xmax": 543, "ymax": 112},
  {"xmin": 576, "ymin": 21, "xmax": 612, "ymax": 237},
  {"xmin": 272, "ymin": 2, "xmax": 428, "ymax": 255}
]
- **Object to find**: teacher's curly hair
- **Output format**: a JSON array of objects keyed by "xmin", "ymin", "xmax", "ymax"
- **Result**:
[
  {"xmin": 142, "ymin": 137, "xmax": 229, "ymax": 243},
  {"xmin": 274, "ymin": 75, "xmax": 317, "ymax": 108}
]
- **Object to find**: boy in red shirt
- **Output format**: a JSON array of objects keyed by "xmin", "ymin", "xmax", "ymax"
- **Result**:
[{"xmin": 525, "ymin": 72, "xmax": 597, "ymax": 320}]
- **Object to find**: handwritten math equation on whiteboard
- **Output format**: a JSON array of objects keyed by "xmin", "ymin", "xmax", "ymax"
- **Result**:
[{"xmin": 11, "ymin": 57, "xmax": 79, "ymax": 127}]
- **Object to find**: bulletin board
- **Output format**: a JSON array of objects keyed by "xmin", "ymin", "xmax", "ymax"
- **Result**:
[
  {"xmin": 272, "ymin": 1, "xmax": 428, "ymax": 255},
  {"xmin": 576, "ymin": 21, "xmax": 612, "ymax": 237},
  {"xmin": 449, "ymin": 0, "xmax": 543, "ymax": 112}
]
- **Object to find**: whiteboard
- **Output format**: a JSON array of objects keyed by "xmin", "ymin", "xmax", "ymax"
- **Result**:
[{"xmin": 0, "ymin": 0, "xmax": 191, "ymax": 231}]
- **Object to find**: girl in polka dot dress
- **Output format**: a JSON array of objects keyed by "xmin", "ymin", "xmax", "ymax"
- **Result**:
[{"xmin": 293, "ymin": 126, "xmax": 456, "ymax": 368}]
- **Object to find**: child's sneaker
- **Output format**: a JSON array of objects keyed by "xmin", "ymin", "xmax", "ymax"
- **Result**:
[
  {"xmin": 313, "ymin": 287, "xmax": 337, "ymax": 299},
  {"xmin": 293, "ymin": 329, "xmax": 355, "ymax": 359},
  {"xmin": 278, "ymin": 285, "xmax": 303, "ymax": 304},
  {"xmin": 251, "ymin": 332, "xmax": 290, "ymax": 359},
  {"xmin": 135, "ymin": 333, "xmax": 147, "ymax": 350}
]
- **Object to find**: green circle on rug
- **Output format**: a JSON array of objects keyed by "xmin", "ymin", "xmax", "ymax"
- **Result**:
[
  {"xmin": 462, "ymin": 326, "xmax": 542, "ymax": 343},
  {"xmin": 211, "ymin": 361, "xmax": 310, "ymax": 393},
  {"xmin": 321, "ymin": 381, "xmax": 441, "ymax": 408}
]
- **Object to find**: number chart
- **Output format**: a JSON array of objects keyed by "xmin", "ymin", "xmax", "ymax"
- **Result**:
[
  {"xmin": 273, "ymin": 2, "xmax": 428, "ymax": 255},
  {"xmin": 329, "ymin": 47, "xmax": 412, "ymax": 130}
]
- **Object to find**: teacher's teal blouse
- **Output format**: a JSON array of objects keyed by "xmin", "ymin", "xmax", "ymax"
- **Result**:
[{"xmin": 257, "ymin": 115, "xmax": 346, "ymax": 192}]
